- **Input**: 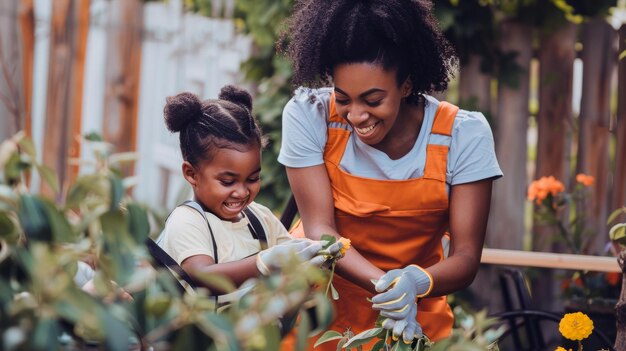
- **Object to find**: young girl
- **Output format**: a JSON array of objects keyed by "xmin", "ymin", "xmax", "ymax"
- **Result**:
[
  {"xmin": 278, "ymin": 0, "xmax": 502, "ymax": 348},
  {"xmin": 159, "ymin": 85, "xmax": 340, "ymax": 299}
]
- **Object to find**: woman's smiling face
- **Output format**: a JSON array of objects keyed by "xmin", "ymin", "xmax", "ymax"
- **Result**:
[{"xmin": 332, "ymin": 62, "xmax": 411, "ymax": 147}]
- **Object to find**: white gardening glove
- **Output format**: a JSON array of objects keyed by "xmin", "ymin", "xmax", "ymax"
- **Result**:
[
  {"xmin": 372, "ymin": 265, "xmax": 432, "ymax": 318},
  {"xmin": 256, "ymin": 239, "xmax": 343, "ymax": 275},
  {"xmin": 371, "ymin": 265, "xmax": 432, "ymax": 340},
  {"xmin": 380, "ymin": 303, "xmax": 423, "ymax": 343}
]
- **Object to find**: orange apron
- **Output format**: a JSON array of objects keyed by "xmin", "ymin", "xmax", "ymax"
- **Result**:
[{"xmin": 283, "ymin": 97, "xmax": 457, "ymax": 350}]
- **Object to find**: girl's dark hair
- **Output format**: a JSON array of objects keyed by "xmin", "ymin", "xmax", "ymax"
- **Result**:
[
  {"xmin": 278, "ymin": 0, "xmax": 458, "ymax": 101},
  {"xmin": 164, "ymin": 85, "xmax": 264, "ymax": 166}
]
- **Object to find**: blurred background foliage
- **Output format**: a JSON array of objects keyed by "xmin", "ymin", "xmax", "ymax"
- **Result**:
[
  {"xmin": 0, "ymin": 133, "xmax": 333, "ymax": 350},
  {"xmin": 185, "ymin": 0, "xmax": 621, "ymax": 211}
]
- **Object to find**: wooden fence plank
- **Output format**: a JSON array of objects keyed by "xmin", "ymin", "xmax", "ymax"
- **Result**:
[
  {"xmin": 613, "ymin": 25, "xmax": 626, "ymax": 218},
  {"xmin": 42, "ymin": 0, "xmax": 89, "ymax": 199},
  {"xmin": 19, "ymin": 0, "xmax": 34, "ymax": 137},
  {"xmin": 532, "ymin": 22, "xmax": 577, "ymax": 312},
  {"xmin": 102, "ymin": 0, "xmax": 143, "ymax": 177},
  {"xmin": 577, "ymin": 18, "xmax": 617, "ymax": 252},
  {"xmin": 489, "ymin": 19, "xmax": 531, "ymax": 251}
]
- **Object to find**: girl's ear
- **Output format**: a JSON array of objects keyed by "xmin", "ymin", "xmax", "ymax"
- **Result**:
[
  {"xmin": 402, "ymin": 78, "xmax": 413, "ymax": 98},
  {"xmin": 182, "ymin": 161, "xmax": 198, "ymax": 188}
]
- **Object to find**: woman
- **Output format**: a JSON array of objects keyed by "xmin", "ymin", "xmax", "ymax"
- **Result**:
[{"xmin": 277, "ymin": 0, "xmax": 502, "ymax": 348}]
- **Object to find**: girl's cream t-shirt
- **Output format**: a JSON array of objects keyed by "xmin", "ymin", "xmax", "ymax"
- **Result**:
[{"xmin": 161, "ymin": 201, "xmax": 293, "ymax": 266}]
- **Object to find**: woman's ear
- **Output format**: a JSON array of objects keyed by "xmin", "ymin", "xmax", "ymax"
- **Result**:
[
  {"xmin": 402, "ymin": 78, "xmax": 413, "ymax": 98},
  {"xmin": 182, "ymin": 161, "xmax": 197, "ymax": 188}
]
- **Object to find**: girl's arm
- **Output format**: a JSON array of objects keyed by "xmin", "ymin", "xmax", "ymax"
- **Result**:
[
  {"xmin": 425, "ymin": 178, "xmax": 494, "ymax": 296},
  {"xmin": 181, "ymin": 254, "xmax": 258, "ymax": 294},
  {"xmin": 286, "ymin": 164, "xmax": 386, "ymax": 294}
]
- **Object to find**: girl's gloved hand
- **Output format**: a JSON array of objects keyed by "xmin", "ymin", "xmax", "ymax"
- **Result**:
[
  {"xmin": 256, "ymin": 239, "xmax": 343, "ymax": 275},
  {"xmin": 381, "ymin": 303, "xmax": 423, "ymax": 343},
  {"xmin": 371, "ymin": 265, "xmax": 432, "ymax": 320}
]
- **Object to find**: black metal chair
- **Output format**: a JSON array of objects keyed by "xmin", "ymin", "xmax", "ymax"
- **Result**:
[{"xmin": 494, "ymin": 268, "xmax": 615, "ymax": 351}]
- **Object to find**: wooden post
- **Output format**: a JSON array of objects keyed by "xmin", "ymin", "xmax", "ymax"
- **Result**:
[
  {"xmin": 19, "ymin": 0, "xmax": 35, "ymax": 137},
  {"xmin": 42, "ymin": 0, "xmax": 90, "ymax": 199},
  {"xmin": 532, "ymin": 22, "xmax": 577, "ymax": 312},
  {"xmin": 491, "ymin": 19, "xmax": 532, "ymax": 251},
  {"xmin": 458, "ymin": 54, "xmax": 492, "ymax": 113},
  {"xmin": 613, "ymin": 25, "xmax": 626, "ymax": 218},
  {"xmin": 577, "ymin": 18, "xmax": 617, "ymax": 253},
  {"xmin": 102, "ymin": 0, "xmax": 144, "ymax": 177}
]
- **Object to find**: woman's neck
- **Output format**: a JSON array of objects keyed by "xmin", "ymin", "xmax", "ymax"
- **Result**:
[{"xmin": 373, "ymin": 99, "xmax": 424, "ymax": 160}]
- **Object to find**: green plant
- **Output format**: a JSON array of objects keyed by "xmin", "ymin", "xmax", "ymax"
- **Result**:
[
  {"xmin": 527, "ymin": 174, "xmax": 621, "ymax": 301},
  {"xmin": 0, "ymin": 132, "xmax": 333, "ymax": 350},
  {"xmin": 314, "ymin": 306, "xmax": 503, "ymax": 351}
]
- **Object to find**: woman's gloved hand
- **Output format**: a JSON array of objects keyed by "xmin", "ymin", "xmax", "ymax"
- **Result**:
[
  {"xmin": 371, "ymin": 265, "xmax": 432, "ymax": 319},
  {"xmin": 256, "ymin": 239, "xmax": 343, "ymax": 275},
  {"xmin": 380, "ymin": 303, "xmax": 423, "ymax": 343}
]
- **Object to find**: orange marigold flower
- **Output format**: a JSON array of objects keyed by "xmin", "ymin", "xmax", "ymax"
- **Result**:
[
  {"xmin": 559, "ymin": 312, "xmax": 593, "ymax": 341},
  {"xmin": 528, "ymin": 176, "xmax": 565, "ymax": 205},
  {"xmin": 555, "ymin": 347, "xmax": 571, "ymax": 351},
  {"xmin": 338, "ymin": 237, "xmax": 351, "ymax": 256},
  {"xmin": 576, "ymin": 173, "xmax": 594, "ymax": 186}
]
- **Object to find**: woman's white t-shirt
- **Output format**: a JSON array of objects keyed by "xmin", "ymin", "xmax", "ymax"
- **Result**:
[{"xmin": 278, "ymin": 87, "xmax": 503, "ymax": 188}]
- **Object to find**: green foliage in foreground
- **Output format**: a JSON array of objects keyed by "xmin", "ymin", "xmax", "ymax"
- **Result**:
[{"xmin": 0, "ymin": 133, "xmax": 332, "ymax": 350}]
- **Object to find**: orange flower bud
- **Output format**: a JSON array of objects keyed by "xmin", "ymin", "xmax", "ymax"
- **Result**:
[
  {"xmin": 338, "ymin": 237, "xmax": 351, "ymax": 256},
  {"xmin": 575, "ymin": 173, "xmax": 594, "ymax": 187}
]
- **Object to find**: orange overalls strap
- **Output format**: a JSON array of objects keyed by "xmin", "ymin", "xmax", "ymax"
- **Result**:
[{"xmin": 283, "ymin": 96, "xmax": 459, "ymax": 350}]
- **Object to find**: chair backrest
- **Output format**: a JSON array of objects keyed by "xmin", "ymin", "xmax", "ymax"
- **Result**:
[{"xmin": 279, "ymin": 194, "xmax": 299, "ymax": 230}]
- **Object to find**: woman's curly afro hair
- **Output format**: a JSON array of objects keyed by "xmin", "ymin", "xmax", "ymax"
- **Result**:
[{"xmin": 278, "ymin": 0, "xmax": 458, "ymax": 99}]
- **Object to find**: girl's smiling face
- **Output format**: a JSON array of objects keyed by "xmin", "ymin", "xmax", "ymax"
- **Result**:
[
  {"xmin": 184, "ymin": 143, "xmax": 261, "ymax": 221},
  {"xmin": 332, "ymin": 62, "xmax": 412, "ymax": 147}
]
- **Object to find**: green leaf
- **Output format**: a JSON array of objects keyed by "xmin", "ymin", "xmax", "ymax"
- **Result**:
[
  {"xmin": 100, "ymin": 210, "xmax": 135, "ymax": 285},
  {"xmin": 35, "ymin": 164, "xmax": 59, "ymax": 194},
  {"xmin": 197, "ymin": 313, "xmax": 240, "ymax": 350},
  {"xmin": 609, "ymin": 224, "xmax": 626, "ymax": 245},
  {"xmin": 607, "ymin": 207, "xmax": 626, "ymax": 225},
  {"xmin": 321, "ymin": 234, "xmax": 337, "ymax": 249},
  {"xmin": 19, "ymin": 195, "xmax": 52, "ymax": 242},
  {"xmin": 311, "ymin": 293, "xmax": 334, "ymax": 334},
  {"xmin": 109, "ymin": 152, "xmax": 139, "ymax": 165},
  {"xmin": 102, "ymin": 309, "xmax": 133, "ymax": 351},
  {"xmin": 314, "ymin": 330, "xmax": 344, "ymax": 348},
  {"xmin": 16, "ymin": 134, "xmax": 35, "ymax": 158},
  {"xmin": 109, "ymin": 175, "xmax": 124, "ymax": 211},
  {"xmin": 331, "ymin": 282, "xmax": 339, "ymax": 300},
  {"xmin": 127, "ymin": 203, "xmax": 150, "ymax": 244},
  {"xmin": 4, "ymin": 152, "xmax": 30, "ymax": 184},
  {"xmin": 343, "ymin": 327, "xmax": 384, "ymax": 349},
  {"xmin": 193, "ymin": 271, "xmax": 237, "ymax": 294},
  {"xmin": 33, "ymin": 317, "xmax": 61, "ymax": 351},
  {"xmin": 144, "ymin": 294, "xmax": 172, "ymax": 318},
  {"xmin": 40, "ymin": 199, "xmax": 75, "ymax": 243},
  {"xmin": 297, "ymin": 309, "xmax": 312, "ymax": 351},
  {"xmin": 0, "ymin": 212, "xmax": 18, "ymax": 242}
]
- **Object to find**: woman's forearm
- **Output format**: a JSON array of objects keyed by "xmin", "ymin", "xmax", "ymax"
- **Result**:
[{"xmin": 305, "ymin": 223, "xmax": 385, "ymax": 293}]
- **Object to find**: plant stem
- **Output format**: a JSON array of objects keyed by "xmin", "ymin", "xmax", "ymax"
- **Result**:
[
  {"xmin": 578, "ymin": 340, "xmax": 582, "ymax": 351},
  {"xmin": 325, "ymin": 261, "xmax": 337, "ymax": 298}
]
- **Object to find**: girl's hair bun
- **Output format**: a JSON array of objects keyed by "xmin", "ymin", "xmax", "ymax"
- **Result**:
[
  {"xmin": 219, "ymin": 85, "xmax": 253, "ymax": 111},
  {"xmin": 164, "ymin": 92, "xmax": 203, "ymax": 132}
]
